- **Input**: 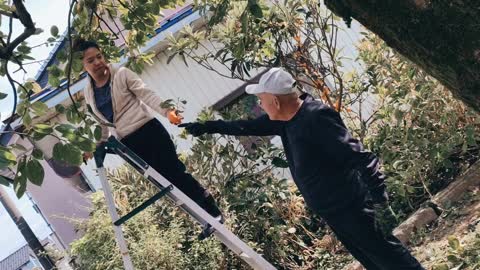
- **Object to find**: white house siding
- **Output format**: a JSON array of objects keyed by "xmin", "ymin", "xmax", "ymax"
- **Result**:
[{"xmin": 137, "ymin": 40, "xmax": 258, "ymax": 150}]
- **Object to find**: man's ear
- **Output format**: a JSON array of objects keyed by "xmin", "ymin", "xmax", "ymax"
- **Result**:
[{"xmin": 273, "ymin": 96, "xmax": 281, "ymax": 110}]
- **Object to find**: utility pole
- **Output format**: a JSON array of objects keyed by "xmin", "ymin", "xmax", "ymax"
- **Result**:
[{"xmin": 0, "ymin": 183, "xmax": 56, "ymax": 269}]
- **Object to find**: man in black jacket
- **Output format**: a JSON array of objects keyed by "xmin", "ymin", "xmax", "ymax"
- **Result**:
[{"xmin": 180, "ymin": 68, "xmax": 424, "ymax": 269}]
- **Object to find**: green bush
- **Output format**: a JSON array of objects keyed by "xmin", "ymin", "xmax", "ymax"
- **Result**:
[
  {"xmin": 346, "ymin": 34, "xmax": 480, "ymax": 229},
  {"xmin": 70, "ymin": 166, "xmax": 224, "ymax": 270}
]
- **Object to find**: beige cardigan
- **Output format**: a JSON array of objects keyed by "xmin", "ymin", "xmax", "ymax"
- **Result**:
[{"xmin": 84, "ymin": 64, "xmax": 169, "ymax": 141}]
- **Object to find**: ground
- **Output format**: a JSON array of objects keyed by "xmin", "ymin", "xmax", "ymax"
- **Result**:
[{"xmin": 411, "ymin": 187, "xmax": 480, "ymax": 270}]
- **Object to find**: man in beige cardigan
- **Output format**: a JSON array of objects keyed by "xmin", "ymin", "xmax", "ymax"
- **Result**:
[{"xmin": 75, "ymin": 40, "xmax": 222, "ymax": 239}]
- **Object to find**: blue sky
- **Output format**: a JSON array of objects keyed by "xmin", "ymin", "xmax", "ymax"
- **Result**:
[{"xmin": 0, "ymin": 0, "xmax": 69, "ymax": 121}]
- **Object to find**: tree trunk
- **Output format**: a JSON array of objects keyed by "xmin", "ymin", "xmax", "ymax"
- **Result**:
[
  {"xmin": 0, "ymin": 186, "xmax": 55, "ymax": 269},
  {"xmin": 324, "ymin": 0, "xmax": 480, "ymax": 112}
]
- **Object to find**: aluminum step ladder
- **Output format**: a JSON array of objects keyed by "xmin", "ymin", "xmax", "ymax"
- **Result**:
[{"xmin": 93, "ymin": 136, "xmax": 276, "ymax": 270}]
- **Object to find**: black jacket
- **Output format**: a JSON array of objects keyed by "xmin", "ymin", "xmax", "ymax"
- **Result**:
[{"xmin": 203, "ymin": 94, "xmax": 385, "ymax": 213}]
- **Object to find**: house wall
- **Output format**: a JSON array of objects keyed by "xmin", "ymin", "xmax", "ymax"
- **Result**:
[
  {"xmin": 136, "ymin": 40, "xmax": 253, "ymax": 149},
  {"xmin": 7, "ymin": 135, "xmax": 91, "ymax": 248}
]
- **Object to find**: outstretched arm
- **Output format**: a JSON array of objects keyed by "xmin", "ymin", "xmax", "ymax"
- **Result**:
[{"xmin": 180, "ymin": 114, "xmax": 284, "ymax": 137}]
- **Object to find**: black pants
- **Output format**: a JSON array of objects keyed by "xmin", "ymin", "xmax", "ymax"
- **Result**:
[
  {"xmin": 322, "ymin": 202, "xmax": 424, "ymax": 270},
  {"xmin": 121, "ymin": 119, "xmax": 221, "ymax": 217}
]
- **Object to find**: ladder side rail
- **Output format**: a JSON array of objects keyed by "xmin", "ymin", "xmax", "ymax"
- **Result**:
[{"xmin": 97, "ymin": 167, "xmax": 135, "ymax": 270}]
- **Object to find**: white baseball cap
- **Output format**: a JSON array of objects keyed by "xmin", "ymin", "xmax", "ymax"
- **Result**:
[{"xmin": 245, "ymin": 68, "xmax": 296, "ymax": 95}]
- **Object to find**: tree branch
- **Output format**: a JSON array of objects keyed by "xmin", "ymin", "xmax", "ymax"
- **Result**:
[
  {"xmin": 4, "ymin": 63, "xmax": 19, "ymax": 128},
  {"xmin": 94, "ymin": 10, "xmax": 119, "ymax": 40},
  {"xmin": 108, "ymin": 9, "xmax": 128, "ymax": 46},
  {"xmin": 0, "ymin": 0, "xmax": 37, "ymax": 60},
  {"xmin": 66, "ymin": 0, "xmax": 85, "ymax": 121}
]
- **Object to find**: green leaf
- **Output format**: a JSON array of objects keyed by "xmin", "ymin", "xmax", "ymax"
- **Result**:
[
  {"xmin": 48, "ymin": 65, "xmax": 62, "ymax": 77},
  {"xmin": 447, "ymin": 254, "xmax": 460, "ymax": 263},
  {"xmin": 53, "ymin": 143, "xmax": 83, "ymax": 166},
  {"xmin": 0, "ymin": 92, "xmax": 7, "ymax": 100},
  {"xmin": 31, "ymin": 101, "xmax": 49, "ymax": 116},
  {"xmin": 55, "ymin": 104, "xmax": 66, "ymax": 114},
  {"xmin": 180, "ymin": 53, "xmax": 188, "ymax": 67},
  {"xmin": 24, "ymin": 81, "xmax": 33, "ymax": 91},
  {"xmin": 0, "ymin": 161, "xmax": 9, "ymax": 170},
  {"xmin": 33, "ymin": 124, "xmax": 53, "ymax": 134},
  {"xmin": 166, "ymin": 52, "xmax": 177, "ymax": 65},
  {"xmin": 72, "ymin": 137, "xmax": 96, "ymax": 152},
  {"xmin": 248, "ymin": 0, "xmax": 263, "ymax": 18},
  {"xmin": 50, "ymin": 25, "xmax": 59, "ymax": 37},
  {"xmin": 14, "ymin": 174, "xmax": 27, "ymax": 197},
  {"xmin": 32, "ymin": 131, "xmax": 50, "ymax": 141},
  {"xmin": 272, "ymin": 157, "xmax": 289, "ymax": 168},
  {"xmin": 241, "ymin": 12, "xmax": 248, "ymax": 35},
  {"xmin": 14, "ymin": 158, "xmax": 27, "ymax": 197},
  {"xmin": 0, "ymin": 148, "xmax": 16, "ymax": 164},
  {"xmin": 208, "ymin": 0, "xmax": 229, "ymax": 26},
  {"xmin": 160, "ymin": 99, "xmax": 174, "ymax": 109},
  {"xmin": 31, "ymin": 81, "xmax": 42, "ymax": 93},
  {"xmin": 431, "ymin": 264, "xmax": 449, "ymax": 270},
  {"xmin": 135, "ymin": 31, "xmax": 146, "ymax": 44},
  {"xmin": 72, "ymin": 58, "xmax": 83, "ymax": 73},
  {"xmin": 32, "ymin": 149, "xmax": 44, "ymax": 160},
  {"xmin": 48, "ymin": 76, "xmax": 61, "ymax": 88},
  {"xmin": 23, "ymin": 112, "xmax": 32, "ymax": 127},
  {"xmin": 66, "ymin": 109, "xmax": 74, "ymax": 123},
  {"xmin": 17, "ymin": 43, "xmax": 31, "ymax": 54},
  {"xmin": 26, "ymin": 159, "xmax": 44, "ymax": 186},
  {"xmin": 55, "ymin": 123, "xmax": 76, "ymax": 135},
  {"xmin": 0, "ymin": 2, "xmax": 11, "ymax": 11},
  {"xmin": 10, "ymin": 144, "xmax": 27, "ymax": 152},
  {"xmin": 448, "ymin": 235, "xmax": 461, "ymax": 250},
  {"xmin": 20, "ymin": 55, "xmax": 35, "ymax": 61},
  {"xmin": 94, "ymin": 125, "xmax": 102, "ymax": 141},
  {"xmin": 0, "ymin": 175, "xmax": 10, "ymax": 186},
  {"xmin": 56, "ymin": 49, "xmax": 67, "ymax": 63}
]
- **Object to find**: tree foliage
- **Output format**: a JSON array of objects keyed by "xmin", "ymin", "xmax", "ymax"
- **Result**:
[
  {"xmin": 345, "ymin": 34, "xmax": 480, "ymax": 228},
  {"xmin": 0, "ymin": 0, "xmax": 180, "ymax": 195},
  {"xmin": 169, "ymin": 0, "xmax": 349, "ymax": 110}
]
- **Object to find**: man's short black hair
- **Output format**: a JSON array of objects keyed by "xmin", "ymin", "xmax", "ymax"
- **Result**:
[{"xmin": 73, "ymin": 39, "xmax": 99, "ymax": 54}]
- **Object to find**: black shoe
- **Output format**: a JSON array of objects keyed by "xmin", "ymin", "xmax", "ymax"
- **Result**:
[{"xmin": 198, "ymin": 215, "xmax": 224, "ymax": 241}]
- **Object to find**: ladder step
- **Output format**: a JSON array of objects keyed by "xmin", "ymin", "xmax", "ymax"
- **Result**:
[{"xmin": 113, "ymin": 185, "xmax": 173, "ymax": 226}]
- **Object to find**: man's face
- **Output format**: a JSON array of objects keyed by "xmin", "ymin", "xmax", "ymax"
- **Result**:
[
  {"xmin": 257, "ymin": 93, "xmax": 280, "ymax": 120},
  {"xmin": 82, "ymin": 47, "xmax": 109, "ymax": 78}
]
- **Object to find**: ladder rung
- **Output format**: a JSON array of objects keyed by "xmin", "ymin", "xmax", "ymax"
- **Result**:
[{"xmin": 113, "ymin": 185, "xmax": 173, "ymax": 226}]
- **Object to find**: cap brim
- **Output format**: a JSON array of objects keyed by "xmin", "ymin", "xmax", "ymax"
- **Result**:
[{"xmin": 245, "ymin": 84, "xmax": 262, "ymax": 95}]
